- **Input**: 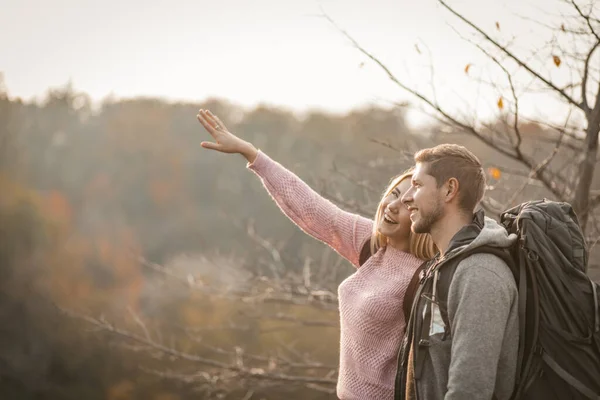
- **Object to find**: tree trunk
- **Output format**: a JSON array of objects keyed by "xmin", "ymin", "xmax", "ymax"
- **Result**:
[{"xmin": 573, "ymin": 116, "xmax": 600, "ymax": 231}]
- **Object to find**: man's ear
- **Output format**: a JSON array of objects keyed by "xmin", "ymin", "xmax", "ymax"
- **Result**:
[{"xmin": 444, "ymin": 178, "xmax": 460, "ymax": 203}]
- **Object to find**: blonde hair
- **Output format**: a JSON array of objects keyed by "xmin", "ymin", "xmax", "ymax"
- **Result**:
[
  {"xmin": 369, "ymin": 169, "xmax": 437, "ymax": 261},
  {"xmin": 414, "ymin": 144, "xmax": 486, "ymax": 213}
]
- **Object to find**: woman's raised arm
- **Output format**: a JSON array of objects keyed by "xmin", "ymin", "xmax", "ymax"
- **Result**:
[
  {"xmin": 197, "ymin": 109, "xmax": 258, "ymax": 163},
  {"xmin": 197, "ymin": 109, "xmax": 373, "ymax": 267}
]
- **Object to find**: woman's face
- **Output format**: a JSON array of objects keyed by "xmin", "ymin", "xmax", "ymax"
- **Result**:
[{"xmin": 377, "ymin": 178, "xmax": 413, "ymax": 248}]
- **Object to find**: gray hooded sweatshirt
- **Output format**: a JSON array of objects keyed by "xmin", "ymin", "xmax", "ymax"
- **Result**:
[{"xmin": 396, "ymin": 210, "xmax": 520, "ymax": 400}]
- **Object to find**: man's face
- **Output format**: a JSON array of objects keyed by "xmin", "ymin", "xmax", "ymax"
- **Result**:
[{"xmin": 401, "ymin": 163, "xmax": 445, "ymax": 234}]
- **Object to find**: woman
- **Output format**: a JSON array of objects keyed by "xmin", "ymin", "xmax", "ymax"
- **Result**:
[{"xmin": 196, "ymin": 109, "xmax": 436, "ymax": 400}]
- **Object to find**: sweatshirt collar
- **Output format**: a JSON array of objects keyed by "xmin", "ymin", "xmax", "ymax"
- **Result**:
[{"xmin": 443, "ymin": 209, "xmax": 485, "ymax": 257}]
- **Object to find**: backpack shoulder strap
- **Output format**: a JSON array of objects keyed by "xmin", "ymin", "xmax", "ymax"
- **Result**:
[
  {"xmin": 403, "ymin": 260, "xmax": 429, "ymax": 323},
  {"xmin": 435, "ymin": 245, "xmax": 515, "ymax": 330},
  {"xmin": 412, "ymin": 245, "xmax": 515, "ymax": 380},
  {"xmin": 358, "ymin": 237, "xmax": 372, "ymax": 266}
]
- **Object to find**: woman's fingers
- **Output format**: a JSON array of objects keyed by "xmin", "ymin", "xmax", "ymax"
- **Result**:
[
  {"xmin": 201, "ymin": 110, "xmax": 217, "ymax": 127},
  {"xmin": 211, "ymin": 113, "xmax": 227, "ymax": 131},
  {"xmin": 198, "ymin": 111, "xmax": 227, "ymax": 153},
  {"xmin": 200, "ymin": 141, "xmax": 221, "ymax": 151},
  {"xmin": 206, "ymin": 110, "xmax": 220, "ymax": 125},
  {"xmin": 197, "ymin": 112, "xmax": 219, "ymax": 138},
  {"xmin": 197, "ymin": 109, "xmax": 243, "ymax": 154},
  {"xmin": 201, "ymin": 109, "xmax": 221, "ymax": 130}
]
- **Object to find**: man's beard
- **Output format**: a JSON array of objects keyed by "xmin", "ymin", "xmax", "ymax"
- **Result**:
[{"xmin": 412, "ymin": 202, "xmax": 443, "ymax": 234}]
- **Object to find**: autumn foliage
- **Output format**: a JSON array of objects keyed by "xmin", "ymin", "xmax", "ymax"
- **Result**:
[{"xmin": 1, "ymin": 75, "xmax": 598, "ymax": 399}]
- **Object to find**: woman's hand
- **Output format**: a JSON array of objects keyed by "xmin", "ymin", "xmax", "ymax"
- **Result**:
[{"xmin": 197, "ymin": 109, "xmax": 258, "ymax": 163}]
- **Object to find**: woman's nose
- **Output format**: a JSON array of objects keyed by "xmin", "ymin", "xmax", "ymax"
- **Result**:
[{"xmin": 388, "ymin": 198, "xmax": 402, "ymax": 213}]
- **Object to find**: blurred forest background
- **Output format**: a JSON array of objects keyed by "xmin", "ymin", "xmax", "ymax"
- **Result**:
[
  {"xmin": 2, "ymin": 1, "xmax": 600, "ymax": 398},
  {"xmin": 1, "ymin": 73, "xmax": 599, "ymax": 399}
]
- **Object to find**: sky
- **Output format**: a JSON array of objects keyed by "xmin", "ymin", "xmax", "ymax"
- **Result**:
[{"xmin": 0, "ymin": 0, "xmax": 588, "ymax": 126}]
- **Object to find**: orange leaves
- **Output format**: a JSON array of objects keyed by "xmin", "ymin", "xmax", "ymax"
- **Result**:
[
  {"xmin": 553, "ymin": 55, "xmax": 561, "ymax": 67},
  {"xmin": 93, "ymin": 228, "xmax": 142, "ymax": 304},
  {"xmin": 488, "ymin": 167, "xmax": 502, "ymax": 180},
  {"xmin": 497, "ymin": 97, "xmax": 504, "ymax": 110},
  {"xmin": 45, "ymin": 190, "xmax": 73, "ymax": 224},
  {"xmin": 107, "ymin": 380, "xmax": 135, "ymax": 400},
  {"xmin": 464, "ymin": 63, "xmax": 472, "ymax": 74},
  {"xmin": 44, "ymin": 224, "xmax": 143, "ymax": 310}
]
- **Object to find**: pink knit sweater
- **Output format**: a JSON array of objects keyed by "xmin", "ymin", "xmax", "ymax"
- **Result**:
[{"xmin": 248, "ymin": 151, "xmax": 424, "ymax": 400}]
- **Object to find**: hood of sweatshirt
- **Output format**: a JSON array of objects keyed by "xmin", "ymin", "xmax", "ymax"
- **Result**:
[{"xmin": 442, "ymin": 209, "xmax": 517, "ymax": 262}]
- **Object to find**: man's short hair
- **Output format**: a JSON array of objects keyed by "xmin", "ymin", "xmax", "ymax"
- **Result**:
[{"xmin": 415, "ymin": 144, "xmax": 486, "ymax": 213}]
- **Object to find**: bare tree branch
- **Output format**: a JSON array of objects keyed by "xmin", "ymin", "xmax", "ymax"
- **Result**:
[
  {"xmin": 366, "ymin": 138, "xmax": 416, "ymax": 159},
  {"xmin": 246, "ymin": 219, "xmax": 284, "ymax": 280},
  {"xmin": 60, "ymin": 309, "xmax": 338, "ymax": 386},
  {"xmin": 570, "ymin": 0, "xmax": 600, "ymax": 41},
  {"xmin": 331, "ymin": 160, "xmax": 385, "ymax": 194},
  {"xmin": 583, "ymin": 192, "xmax": 600, "ymax": 214},
  {"xmin": 323, "ymin": 11, "xmax": 567, "ymax": 201},
  {"xmin": 438, "ymin": 0, "xmax": 584, "ymax": 110},
  {"xmin": 515, "ymin": 13, "xmax": 589, "ymax": 36},
  {"xmin": 581, "ymin": 40, "xmax": 600, "ymax": 111},
  {"xmin": 183, "ymin": 335, "xmax": 337, "ymax": 371},
  {"xmin": 242, "ymin": 311, "xmax": 338, "ymax": 328},
  {"xmin": 503, "ymin": 143, "xmax": 563, "ymax": 209},
  {"xmin": 321, "ymin": 14, "xmax": 520, "ymax": 158},
  {"xmin": 470, "ymin": 39, "xmax": 524, "ymax": 150},
  {"xmin": 138, "ymin": 255, "xmax": 340, "ymax": 310},
  {"xmin": 128, "ymin": 306, "xmax": 152, "ymax": 342}
]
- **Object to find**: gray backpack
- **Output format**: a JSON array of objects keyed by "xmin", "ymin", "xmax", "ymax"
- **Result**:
[
  {"xmin": 499, "ymin": 200, "xmax": 600, "ymax": 399},
  {"xmin": 395, "ymin": 200, "xmax": 600, "ymax": 400}
]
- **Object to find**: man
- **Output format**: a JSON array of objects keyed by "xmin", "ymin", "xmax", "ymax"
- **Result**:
[{"xmin": 397, "ymin": 144, "xmax": 519, "ymax": 400}]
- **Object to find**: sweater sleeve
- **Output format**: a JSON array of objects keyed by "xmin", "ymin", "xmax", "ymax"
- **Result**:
[
  {"xmin": 247, "ymin": 151, "xmax": 373, "ymax": 267},
  {"xmin": 444, "ymin": 254, "xmax": 518, "ymax": 400}
]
